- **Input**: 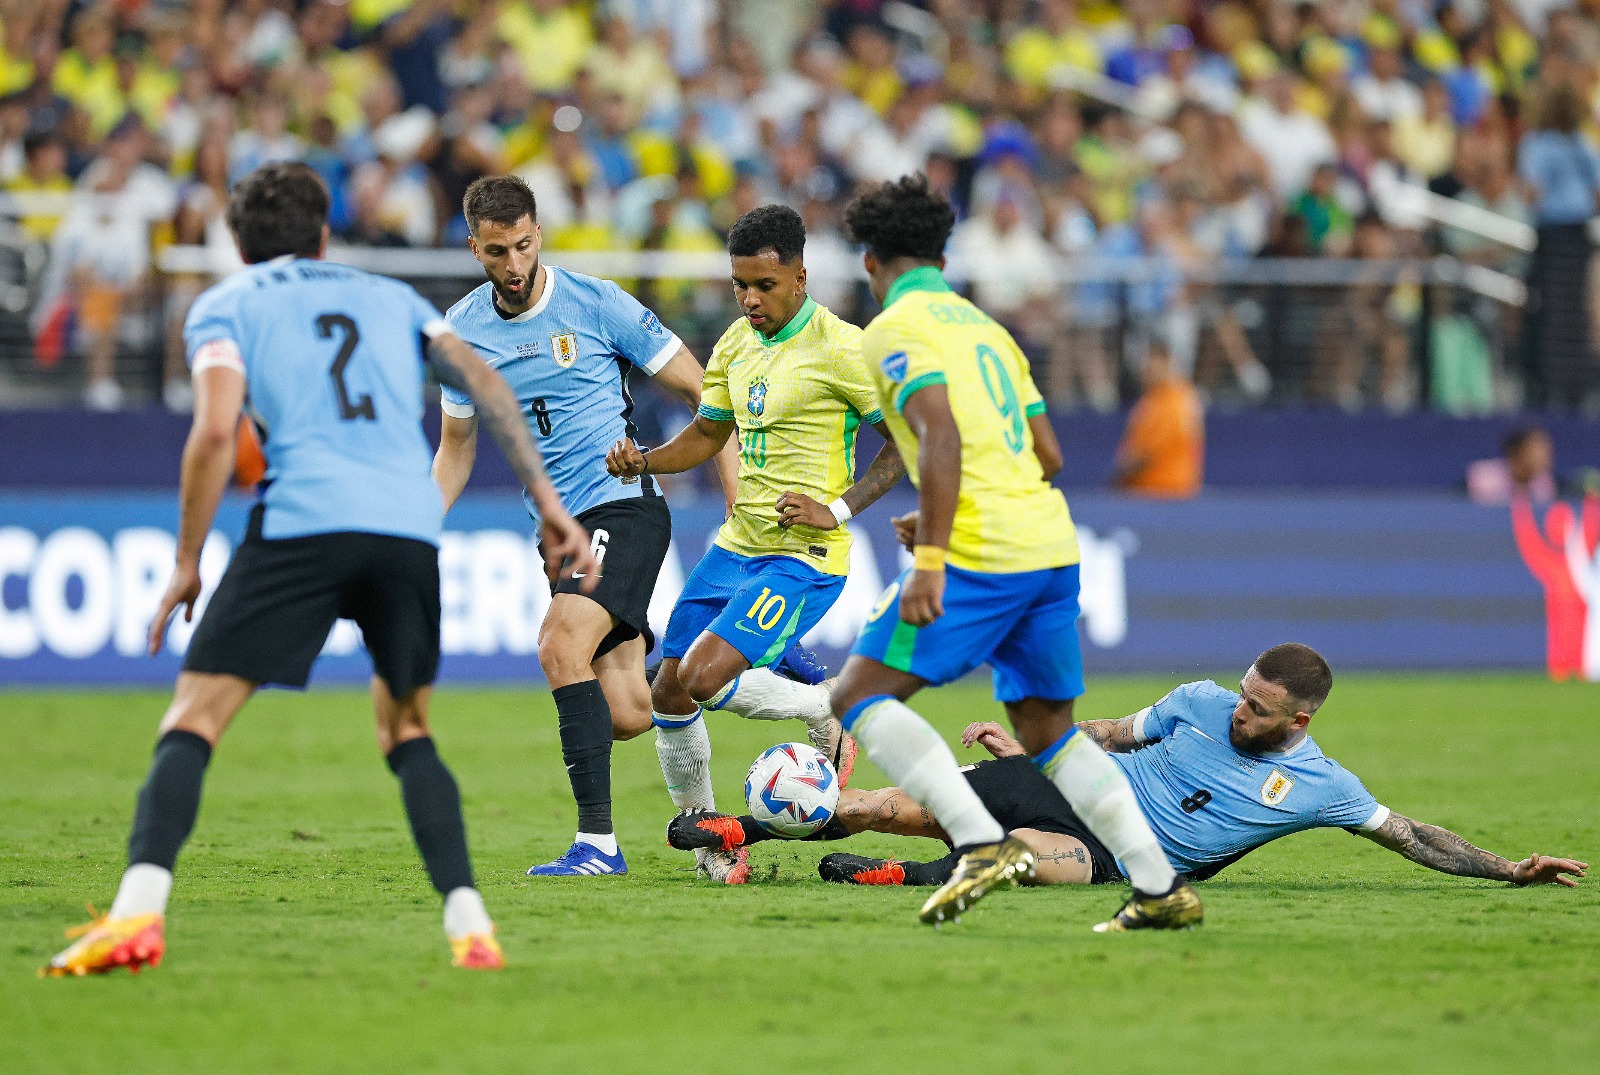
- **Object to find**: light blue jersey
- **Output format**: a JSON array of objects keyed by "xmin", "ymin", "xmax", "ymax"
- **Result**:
[
  {"xmin": 183, "ymin": 256, "xmax": 450, "ymax": 544},
  {"xmin": 440, "ymin": 266, "xmax": 680, "ymax": 518},
  {"xmin": 1113, "ymin": 680, "xmax": 1388, "ymax": 879}
]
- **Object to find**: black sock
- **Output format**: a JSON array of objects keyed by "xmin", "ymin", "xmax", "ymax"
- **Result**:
[
  {"xmin": 127, "ymin": 730, "xmax": 213, "ymax": 870},
  {"xmin": 553, "ymin": 680, "xmax": 613, "ymax": 835},
  {"xmin": 903, "ymin": 850, "xmax": 963, "ymax": 886},
  {"xmin": 735, "ymin": 816, "xmax": 780, "ymax": 844},
  {"xmin": 386, "ymin": 737, "xmax": 474, "ymax": 895}
]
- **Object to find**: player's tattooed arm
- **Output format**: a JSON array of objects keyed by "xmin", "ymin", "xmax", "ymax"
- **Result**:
[
  {"xmin": 429, "ymin": 334, "xmax": 599, "ymax": 586},
  {"xmin": 1073, "ymin": 714, "xmax": 1144, "ymax": 754},
  {"xmin": 1357, "ymin": 813, "xmax": 1587, "ymax": 887},
  {"xmin": 776, "ymin": 423, "xmax": 905, "ymax": 530}
]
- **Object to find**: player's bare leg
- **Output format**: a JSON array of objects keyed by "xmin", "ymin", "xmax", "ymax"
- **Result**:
[
  {"xmin": 373, "ymin": 677, "xmax": 502, "ymax": 968},
  {"xmin": 593, "ymin": 635, "xmax": 652, "ymax": 742},
  {"xmin": 531, "ymin": 594, "xmax": 628, "ymax": 874},
  {"xmin": 832, "ymin": 657, "xmax": 1033, "ymax": 925},
  {"xmin": 44, "ymin": 672, "xmax": 254, "ymax": 977},
  {"xmin": 1015, "ymin": 695, "xmax": 1202, "ymax": 931},
  {"xmin": 823, "ymin": 827, "xmax": 1097, "ymax": 887}
]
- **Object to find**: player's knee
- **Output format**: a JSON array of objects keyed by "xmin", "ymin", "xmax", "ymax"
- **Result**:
[
  {"xmin": 611, "ymin": 702, "xmax": 652, "ymax": 742},
  {"xmin": 679, "ymin": 662, "xmax": 732, "ymax": 707},
  {"xmin": 537, "ymin": 633, "xmax": 591, "ymax": 687}
]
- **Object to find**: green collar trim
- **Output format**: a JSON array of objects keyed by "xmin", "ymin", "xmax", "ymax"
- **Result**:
[
  {"xmin": 755, "ymin": 295, "xmax": 818, "ymax": 346},
  {"xmin": 884, "ymin": 265, "xmax": 952, "ymax": 307}
]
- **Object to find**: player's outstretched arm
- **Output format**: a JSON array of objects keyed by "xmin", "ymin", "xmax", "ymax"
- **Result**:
[
  {"xmin": 432, "ymin": 413, "xmax": 478, "ymax": 513},
  {"xmin": 1357, "ymin": 813, "xmax": 1587, "ymax": 887},
  {"xmin": 776, "ymin": 422, "xmax": 906, "ymax": 530},
  {"xmin": 961, "ymin": 722, "xmax": 1027, "ymax": 758},
  {"xmin": 1072, "ymin": 714, "xmax": 1145, "ymax": 753},
  {"xmin": 429, "ymin": 333, "xmax": 599, "ymax": 588},
  {"xmin": 899, "ymin": 384, "xmax": 961, "ymax": 626},
  {"xmin": 149, "ymin": 365, "xmax": 246, "ymax": 655},
  {"xmin": 606, "ymin": 413, "xmax": 733, "ymax": 478}
]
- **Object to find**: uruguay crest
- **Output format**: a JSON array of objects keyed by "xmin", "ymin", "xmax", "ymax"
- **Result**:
[
  {"xmin": 1260, "ymin": 768, "xmax": 1294, "ymax": 806},
  {"xmin": 551, "ymin": 331, "xmax": 578, "ymax": 368},
  {"xmin": 747, "ymin": 378, "xmax": 768, "ymax": 417}
]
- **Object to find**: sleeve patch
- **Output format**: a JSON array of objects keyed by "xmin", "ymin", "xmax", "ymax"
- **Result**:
[
  {"xmin": 191, "ymin": 338, "xmax": 246, "ymax": 377},
  {"xmin": 880, "ymin": 350, "xmax": 909, "ymax": 383},
  {"xmin": 639, "ymin": 309, "xmax": 666, "ymax": 336}
]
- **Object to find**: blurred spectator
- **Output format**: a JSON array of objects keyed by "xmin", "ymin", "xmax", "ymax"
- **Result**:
[
  {"xmin": 1392, "ymin": 78, "xmax": 1456, "ymax": 180},
  {"xmin": 1518, "ymin": 82, "xmax": 1600, "ymax": 411},
  {"xmin": 1353, "ymin": 42, "xmax": 1422, "ymax": 122},
  {"xmin": 1239, "ymin": 71, "xmax": 1336, "ymax": 199},
  {"xmin": 1005, "ymin": 0, "xmax": 1102, "ymax": 105},
  {"xmin": 350, "ymin": 106, "xmax": 439, "ymax": 246},
  {"xmin": 1112, "ymin": 340, "xmax": 1204, "ymax": 499},
  {"xmin": 497, "ymin": 0, "xmax": 594, "ymax": 94},
  {"xmin": 1467, "ymin": 425, "xmax": 1557, "ymax": 505},
  {"xmin": 7, "ymin": 130, "xmax": 71, "ymax": 243},
  {"xmin": 947, "ymin": 186, "xmax": 1057, "ymax": 349},
  {"xmin": 1291, "ymin": 163, "xmax": 1354, "ymax": 254}
]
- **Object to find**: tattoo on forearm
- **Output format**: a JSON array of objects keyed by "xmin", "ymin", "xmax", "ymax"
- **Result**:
[
  {"xmin": 1379, "ymin": 815, "xmax": 1514, "ymax": 881},
  {"xmin": 1076, "ymin": 716, "xmax": 1138, "ymax": 753},
  {"xmin": 843, "ymin": 442, "xmax": 907, "ymax": 514}
]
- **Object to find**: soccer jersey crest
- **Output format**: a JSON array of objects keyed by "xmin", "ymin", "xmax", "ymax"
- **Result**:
[
  {"xmin": 1260, "ymin": 768, "xmax": 1294, "ymax": 806},
  {"xmin": 747, "ymin": 377, "xmax": 768, "ymax": 417},
  {"xmin": 551, "ymin": 331, "xmax": 578, "ymax": 368},
  {"xmin": 880, "ymin": 350, "xmax": 908, "ymax": 383}
]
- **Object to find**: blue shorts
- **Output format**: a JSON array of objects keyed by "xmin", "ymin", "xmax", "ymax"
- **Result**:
[
  {"xmin": 661, "ymin": 545, "xmax": 848, "ymax": 668},
  {"xmin": 851, "ymin": 563, "xmax": 1084, "ymax": 702}
]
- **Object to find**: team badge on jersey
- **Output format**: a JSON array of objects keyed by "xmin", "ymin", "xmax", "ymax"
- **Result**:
[
  {"xmin": 551, "ymin": 331, "xmax": 578, "ymax": 368},
  {"xmin": 747, "ymin": 378, "xmax": 768, "ymax": 417},
  {"xmin": 880, "ymin": 350, "xmax": 908, "ymax": 383},
  {"xmin": 639, "ymin": 310, "xmax": 665, "ymax": 336},
  {"xmin": 1260, "ymin": 768, "xmax": 1294, "ymax": 806}
]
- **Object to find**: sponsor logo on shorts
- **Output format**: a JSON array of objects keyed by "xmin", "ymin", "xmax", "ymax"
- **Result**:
[
  {"xmin": 639, "ymin": 310, "xmax": 665, "ymax": 336},
  {"xmin": 1260, "ymin": 768, "xmax": 1294, "ymax": 806},
  {"xmin": 551, "ymin": 331, "xmax": 578, "ymax": 368}
]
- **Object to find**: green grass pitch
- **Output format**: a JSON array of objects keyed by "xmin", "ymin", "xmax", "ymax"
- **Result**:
[{"xmin": 2, "ymin": 674, "xmax": 1596, "ymax": 1074}]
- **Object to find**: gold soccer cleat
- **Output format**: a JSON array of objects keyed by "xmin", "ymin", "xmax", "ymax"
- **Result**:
[
  {"xmin": 918, "ymin": 835, "xmax": 1036, "ymax": 926},
  {"xmin": 1093, "ymin": 882, "xmax": 1205, "ymax": 933},
  {"xmin": 41, "ymin": 909, "xmax": 165, "ymax": 978}
]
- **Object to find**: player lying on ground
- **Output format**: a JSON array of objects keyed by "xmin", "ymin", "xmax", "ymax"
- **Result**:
[
  {"xmin": 606, "ymin": 205, "xmax": 906, "ymax": 884},
  {"xmin": 670, "ymin": 644, "xmax": 1586, "ymax": 892},
  {"xmin": 432, "ymin": 175, "xmax": 738, "ymax": 878},
  {"xmin": 825, "ymin": 174, "xmax": 1199, "ymax": 931},
  {"xmin": 43, "ymin": 162, "xmax": 598, "ymax": 977}
]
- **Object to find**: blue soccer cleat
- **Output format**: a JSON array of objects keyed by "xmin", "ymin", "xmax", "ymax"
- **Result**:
[
  {"xmin": 525, "ymin": 842, "xmax": 628, "ymax": 877},
  {"xmin": 773, "ymin": 644, "xmax": 829, "ymax": 685}
]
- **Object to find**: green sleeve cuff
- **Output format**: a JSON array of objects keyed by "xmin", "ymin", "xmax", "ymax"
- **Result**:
[
  {"xmin": 862, "ymin": 409, "xmax": 884, "ymax": 426},
  {"xmin": 1025, "ymin": 401, "xmax": 1046, "ymax": 418},
  {"xmin": 893, "ymin": 371, "xmax": 947, "ymax": 413},
  {"xmin": 697, "ymin": 404, "xmax": 734, "ymax": 422}
]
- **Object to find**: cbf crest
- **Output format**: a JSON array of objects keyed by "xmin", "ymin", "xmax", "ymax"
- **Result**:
[
  {"xmin": 1260, "ymin": 768, "xmax": 1294, "ymax": 806},
  {"xmin": 550, "ymin": 331, "xmax": 578, "ymax": 369},
  {"xmin": 747, "ymin": 377, "xmax": 768, "ymax": 417}
]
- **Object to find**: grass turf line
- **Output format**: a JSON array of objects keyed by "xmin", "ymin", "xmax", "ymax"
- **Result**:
[{"xmin": 2, "ymin": 675, "xmax": 1596, "ymax": 1074}]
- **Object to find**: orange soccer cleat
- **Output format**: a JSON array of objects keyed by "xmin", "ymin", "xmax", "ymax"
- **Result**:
[{"xmin": 41, "ymin": 908, "xmax": 165, "ymax": 978}]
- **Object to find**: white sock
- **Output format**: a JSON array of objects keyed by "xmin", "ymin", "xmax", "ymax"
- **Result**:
[
  {"xmin": 654, "ymin": 711, "xmax": 715, "ymax": 811},
  {"xmin": 1039, "ymin": 730, "xmax": 1178, "ymax": 893},
  {"xmin": 443, "ymin": 887, "xmax": 493, "ymax": 938},
  {"xmin": 108, "ymin": 863, "xmax": 172, "ymax": 918},
  {"xmin": 705, "ymin": 667, "xmax": 832, "ymax": 730},
  {"xmin": 575, "ymin": 831, "xmax": 619, "ymax": 856},
  {"xmin": 847, "ymin": 698, "xmax": 1004, "ymax": 848}
]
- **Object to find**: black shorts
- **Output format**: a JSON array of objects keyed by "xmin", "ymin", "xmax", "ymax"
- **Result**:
[
  {"xmin": 961, "ymin": 756, "xmax": 1124, "ymax": 885},
  {"xmin": 550, "ymin": 496, "xmax": 672, "ymax": 660},
  {"xmin": 184, "ymin": 505, "xmax": 441, "ymax": 696}
]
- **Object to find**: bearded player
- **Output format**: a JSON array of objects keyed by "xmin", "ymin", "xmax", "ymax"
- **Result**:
[
  {"xmin": 607, "ymin": 205, "xmax": 906, "ymax": 883},
  {"xmin": 821, "ymin": 175, "xmax": 1202, "ymax": 931}
]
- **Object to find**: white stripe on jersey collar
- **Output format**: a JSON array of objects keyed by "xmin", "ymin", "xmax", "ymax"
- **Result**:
[{"xmin": 503, "ymin": 265, "xmax": 558, "ymax": 323}]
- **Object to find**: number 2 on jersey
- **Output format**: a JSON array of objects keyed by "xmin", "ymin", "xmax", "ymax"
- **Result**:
[
  {"xmin": 976, "ymin": 344, "xmax": 1024, "ymax": 454},
  {"xmin": 316, "ymin": 313, "xmax": 375, "ymax": 422}
]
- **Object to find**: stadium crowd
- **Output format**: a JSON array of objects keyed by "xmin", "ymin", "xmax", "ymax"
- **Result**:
[{"xmin": 0, "ymin": 0, "xmax": 1597, "ymax": 416}]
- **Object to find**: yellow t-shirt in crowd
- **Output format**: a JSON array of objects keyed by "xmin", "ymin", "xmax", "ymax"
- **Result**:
[{"xmin": 860, "ymin": 267, "xmax": 1078, "ymax": 574}]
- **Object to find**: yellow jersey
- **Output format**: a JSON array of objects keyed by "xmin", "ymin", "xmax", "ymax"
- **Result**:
[
  {"xmin": 861, "ymin": 266, "xmax": 1078, "ymax": 574},
  {"xmin": 699, "ymin": 298, "xmax": 879, "ymax": 577}
]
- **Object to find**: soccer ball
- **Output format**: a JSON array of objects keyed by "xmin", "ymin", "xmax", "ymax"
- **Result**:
[{"xmin": 744, "ymin": 743, "xmax": 840, "ymax": 838}]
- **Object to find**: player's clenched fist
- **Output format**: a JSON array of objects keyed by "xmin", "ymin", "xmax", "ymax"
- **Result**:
[
  {"xmin": 606, "ymin": 438, "xmax": 647, "ymax": 477},
  {"xmin": 898, "ymin": 567, "xmax": 945, "ymax": 626},
  {"xmin": 776, "ymin": 491, "xmax": 838, "ymax": 529}
]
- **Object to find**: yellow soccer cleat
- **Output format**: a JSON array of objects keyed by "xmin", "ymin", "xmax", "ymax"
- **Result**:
[
  {"xmin": 918, "ymin": 835, "xmax": 1037, "ymax": 926},
  {"xmin": 1093, "ymin": 882, "xmax": 1205, "ymax": 933},
  {"xmin": 40, "ymin": 909, "xmax": 165, "ymax": 978},
  {"xmin": 450, "ymin": 931, "xmax": 505, "ymax": 970}
]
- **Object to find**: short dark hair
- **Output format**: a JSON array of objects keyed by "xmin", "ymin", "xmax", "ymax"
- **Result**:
[
  {"xmin": 1253, "ymin": 643, "xmax": 1333, "ymax": 713},
  {"xmin": 843, "ymin": 173, "xmax": 955, "ymax": 263},
  {"xmin": 1501, "ymin": 424, "xmax": 1548, "ymax": 457},
  {"xmin": 227, "ymin": 161, "xmax": 329, "ymax": 264},
  {"xmin": 727, "ymin": 204, "xmax": 806, "ymax": 263},
  {"xmin": 463, "ymin": 175, "xmax": 538, "ymax": 235}
]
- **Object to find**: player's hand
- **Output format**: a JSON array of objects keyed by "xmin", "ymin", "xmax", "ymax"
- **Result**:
[
  {"xmin": 898, "ymin": 568, "xmax": 944, "ymax": 627},
  {"xmin": 961, "ymin": 721, "xmax": 1025, "ymax": 758},
  {"xmin": 891, "ymin": 511, "xmax": 918, "ymax": 552},
  {"xmin": 540, "ymin": 509, "xmax": 601, "ymax": 593},
  {"xmin": 1511, "ymin": 854, "xmax": 1587, "ymax": 887},
  {"xmin": 147, "ymin": 560, "xmax": 203, "ymax": 656},
  {"xmin": 607, "ymin": 438, "xmax": 647, "ymax": 478},
  {"xmin": 776, "ymin": 491, "xmax": 838, "ymax": 530}
]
